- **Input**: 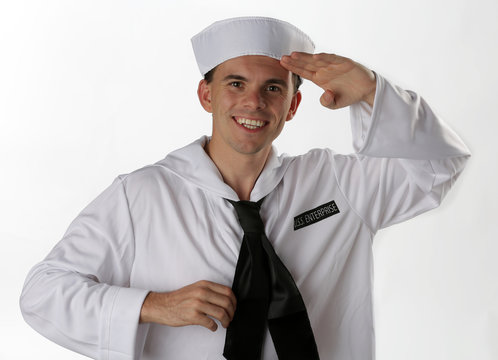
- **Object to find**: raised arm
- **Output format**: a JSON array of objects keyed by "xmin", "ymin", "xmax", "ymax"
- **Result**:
[{"xmin": 283, "ymin": 51, "xmax": 470, "ymax": 230}]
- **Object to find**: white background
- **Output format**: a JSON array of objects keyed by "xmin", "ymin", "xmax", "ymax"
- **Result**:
[{"xmin": 1, "ymin": 0, "xmax": 497, "ymax": 359}]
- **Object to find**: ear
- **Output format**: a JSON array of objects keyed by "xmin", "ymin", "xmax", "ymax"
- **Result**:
[
  {"xmin": 197, "ymin": 79, "xmax": 213, "ymax": 113},
  {"xmin": 286, "ymin": 90, "xmax": 302, "ymax": 121}
]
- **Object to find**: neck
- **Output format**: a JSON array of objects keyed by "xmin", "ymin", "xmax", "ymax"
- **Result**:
[{"xmin": 204, "ymin": 140, "xmax": 271, "ymax": 201}]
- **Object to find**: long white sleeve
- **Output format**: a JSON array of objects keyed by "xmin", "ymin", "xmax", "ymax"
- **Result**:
[
  {"xmin": 334, "ymin": 74, "xmax": 470, "ymax": 231},
  {"xmin": 20, "ymin": 177, "xmax": 150, "ymax": 360}
]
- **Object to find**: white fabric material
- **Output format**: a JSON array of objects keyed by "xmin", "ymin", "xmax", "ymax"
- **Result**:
[
  {"xmin": 191, "ymin": 17, "xmax": 315, "ymax": 76},
  {"xmin": 20, "ymin": 74, "xmax": 470, "ymax": 360}
]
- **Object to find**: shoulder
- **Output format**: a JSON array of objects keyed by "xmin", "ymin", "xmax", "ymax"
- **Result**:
[
  {"xmin": 118, "ymin": 163, "xmax": 182, "ymax": 192},
  {"xmin": 282, "ymin": 147, "xmax": 336, "ymax": 170}
]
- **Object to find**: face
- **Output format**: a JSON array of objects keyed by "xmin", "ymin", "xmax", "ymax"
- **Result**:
[{"xmin": 198, "ymin": 55, "xmax": 301, "ymax": 158}]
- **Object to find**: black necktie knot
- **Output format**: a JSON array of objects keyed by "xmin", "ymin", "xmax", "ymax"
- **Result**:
[{"xmin": 228, "ymin": 199, "xmax": 265, "ymax": 233}]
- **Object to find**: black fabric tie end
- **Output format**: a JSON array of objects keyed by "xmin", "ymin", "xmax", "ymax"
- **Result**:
[{"xmin": 223, "ymin": 198, "xmax": 319, "ymax": 360}]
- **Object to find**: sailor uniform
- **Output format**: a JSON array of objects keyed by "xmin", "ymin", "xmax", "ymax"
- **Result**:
[{"xmin": 20, "ymin": 74, "xmax": 470, "ymax": 359}]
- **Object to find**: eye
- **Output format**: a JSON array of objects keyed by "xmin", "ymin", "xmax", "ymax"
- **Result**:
[
  {"xmin": 266, "ymin": 85, "xmax": 281, "ymax": 92},
  {"xmin": 230, "ymin": 81, "xmax": 242, "ymax": 88}
]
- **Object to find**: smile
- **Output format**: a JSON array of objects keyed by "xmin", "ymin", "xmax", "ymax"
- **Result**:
[{"xmin": 234, "ymin": 117, "xmax": 267, "ymax": 130}]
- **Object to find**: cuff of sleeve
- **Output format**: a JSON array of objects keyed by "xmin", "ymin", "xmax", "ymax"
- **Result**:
[
  {"xmin": 350, "ymin": 73, "xmax": 384, "ymax": 153},
  {"xmin": 100, "ymin": 286, "xmax": 150, "ymax": 360},
  {"xmin": 350, "ymin": 74, "xmax": 470, "ymax": 160}
]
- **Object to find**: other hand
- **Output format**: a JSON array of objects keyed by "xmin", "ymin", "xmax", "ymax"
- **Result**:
[{"xmin": 140, "ymin": 280, "xmax": 237, "ymax": 332}]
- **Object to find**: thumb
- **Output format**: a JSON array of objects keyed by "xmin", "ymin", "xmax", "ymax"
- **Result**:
[{"xmin": 320, "ymin": 89, "xmax": 336, "ymax": 109}]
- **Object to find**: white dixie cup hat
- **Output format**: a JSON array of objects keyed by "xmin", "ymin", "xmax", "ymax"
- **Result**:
[{"xmin": 191, "ymin": 16, "xmax": 315, "ymax": 76}]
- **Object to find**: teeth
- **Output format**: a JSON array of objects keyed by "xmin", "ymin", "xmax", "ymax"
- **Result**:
[{"xmin": 236, "ymin": 117, "xmax": 265, "ymax": 129}]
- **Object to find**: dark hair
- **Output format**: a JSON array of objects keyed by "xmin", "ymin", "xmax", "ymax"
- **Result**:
[{"xmin": 204, "ymin": 67, "xmax": 303, "ymax": 94}]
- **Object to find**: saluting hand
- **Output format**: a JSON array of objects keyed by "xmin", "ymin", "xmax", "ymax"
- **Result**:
[
  {"xmin": 140, "ymin": 280, "xmax": 237, "ymax": 332},
  {"xmin": 281, "ymin": 52, "xmax": 377, "ymax": 109}
]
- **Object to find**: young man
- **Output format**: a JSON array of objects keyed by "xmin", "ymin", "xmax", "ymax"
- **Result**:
[{"xmin": 20, "ymin": 17, "xmax": 470, "ymax": 359}]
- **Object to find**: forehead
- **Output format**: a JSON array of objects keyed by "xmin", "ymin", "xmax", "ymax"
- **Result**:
[{"xmin": 214, "ymin": 55, "xmax": 292, "ymax": 81}]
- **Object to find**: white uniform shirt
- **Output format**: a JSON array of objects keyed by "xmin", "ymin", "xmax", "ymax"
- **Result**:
[{"xmin": 20, "ymin": 75, "xmax": 470, "ymax": 360}]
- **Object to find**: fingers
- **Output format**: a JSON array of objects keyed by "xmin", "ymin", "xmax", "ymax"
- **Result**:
[
  {"xmin": 190, "ymin": 280, "xmax": 237, "ymax": 328},
  {"xmin": 280, "ymin": 55, "xmax": 315, "ymax": 80},
  {"xmin": 195, "ymin": 312, "xmax": 218, "ymax": 332},
  {"xmin": 193, "ymin": 296, "xmax": 232, "ymax": 330},
  {"xmin": 281, "ymin": 52, "xmax": 343, "ymax": 79},
  {"xmin": 291, "ymin": 52, "xmax": 344, "ymax": 65},
  {"xmin": 199, "ymin": 280, "xmax": 237, "ymax": 314}
]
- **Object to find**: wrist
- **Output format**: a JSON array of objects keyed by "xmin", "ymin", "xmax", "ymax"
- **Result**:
[
  {"xmin": 140, "ymin": 291, "xmax": 159, "ymax": 324},
  {"xmin": 362, "ymin": 70, "xmax": 377, "ymax": 107}
]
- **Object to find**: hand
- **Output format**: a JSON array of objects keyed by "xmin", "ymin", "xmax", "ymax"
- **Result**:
[
  {"xmin": 140, "ymin": 280, "xmax": 237, "ymax": 332},
  {"xmin": 281, "ymin": 52, "xmax": 377, "ymax": 109}
]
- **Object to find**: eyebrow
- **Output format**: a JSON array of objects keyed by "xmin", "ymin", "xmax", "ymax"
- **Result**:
[
  {"xmin": 222, "ymin": 74, "xmax": 289, "ymax": 89},
  {"xmin": 222, "ymin": 74, "xmax": 247, "ymax": 82}
]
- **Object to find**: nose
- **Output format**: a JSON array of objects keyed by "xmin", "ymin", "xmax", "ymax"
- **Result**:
[{"xmin": 243, "ymin": 88, "xmax": 266, "ymax": 110}]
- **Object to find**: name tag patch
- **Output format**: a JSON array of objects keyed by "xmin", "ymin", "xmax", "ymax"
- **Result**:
[{"xmin": 294, "ymin": 201, "xmax": 340, "ymax": 231}]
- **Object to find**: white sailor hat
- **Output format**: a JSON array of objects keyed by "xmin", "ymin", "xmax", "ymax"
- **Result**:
[{"xmin": 191, "ymin": 16, "xmax": 315, "ymax": 76}]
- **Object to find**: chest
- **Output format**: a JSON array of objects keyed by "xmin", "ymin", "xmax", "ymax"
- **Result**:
[{"xmin": 126, "ymin": 173, "xmax": 366, "ymax": 294}]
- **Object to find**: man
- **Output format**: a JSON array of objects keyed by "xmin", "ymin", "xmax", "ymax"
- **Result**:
[{"xmin": 20, "ymin": 16, "xmax": 470, "ymax": 359}]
